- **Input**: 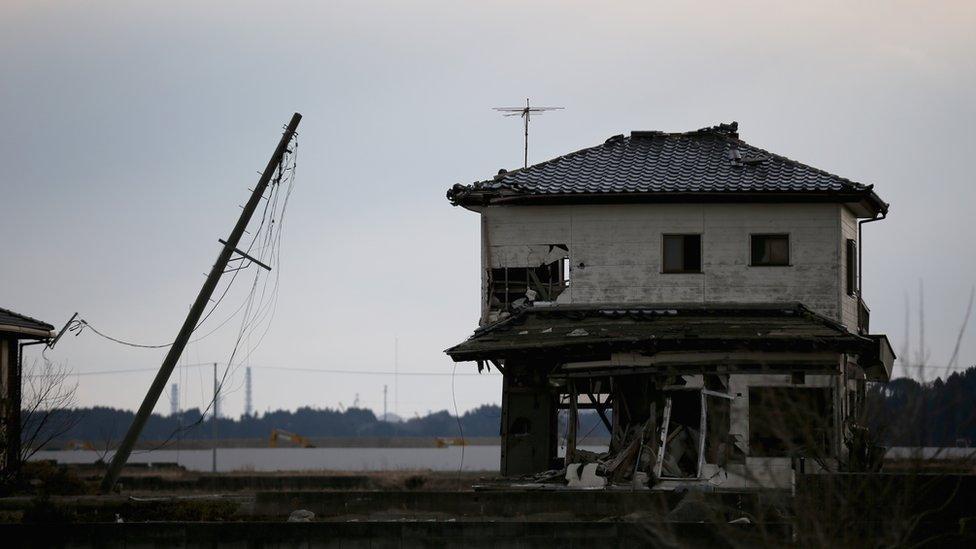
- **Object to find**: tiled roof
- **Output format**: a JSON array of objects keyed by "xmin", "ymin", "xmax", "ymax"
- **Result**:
[
  {"xmin": 447, "ymin": 122, "xmax": 887, "ymax": 214},
  {"xmin": 0, "ymin": 306, "xmax": 55, "ymax": 336},
  {"xmin": 445, "ymin": 303, "xmax": 872, "ymax": 362}
]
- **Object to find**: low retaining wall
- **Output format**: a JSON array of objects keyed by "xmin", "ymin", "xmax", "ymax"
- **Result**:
[
  {"xmin": 253, "ymin": 490, "xmax": 729, "ymax": 520},
  {"xmin": 0, "ymin": 521, "xmax": 774, "ymax": 548}
]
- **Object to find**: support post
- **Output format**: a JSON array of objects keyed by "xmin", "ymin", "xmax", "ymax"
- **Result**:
[
  {"xmin": 99, "ymin": 113, "xmax": 301, "ymax": 493},
  {"xmin": 566, "ymin": 381, "xmax": 578, "ymax": 465}
]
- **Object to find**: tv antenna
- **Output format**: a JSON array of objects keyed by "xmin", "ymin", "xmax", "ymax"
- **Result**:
[{"xmin": 494, "ymin": 98, "xmax": 563, "ymax": 168}]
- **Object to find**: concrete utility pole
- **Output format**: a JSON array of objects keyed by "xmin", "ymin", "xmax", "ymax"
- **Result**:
[{"xmin": 99, "ymin": 113, "xmax": 302, "ymax": 493}]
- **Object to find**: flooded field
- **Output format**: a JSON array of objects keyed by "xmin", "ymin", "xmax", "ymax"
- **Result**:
[
  {"xmin": 32, "ymin": 446, "xmax": 497, "ymax": 472},
  {"xmin": 31, "ymin": 445, "xmax": 608, "ymax": 472}
]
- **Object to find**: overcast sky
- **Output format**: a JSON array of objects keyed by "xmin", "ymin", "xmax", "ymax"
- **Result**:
[{"xmin": 2, "ymin": 1, "xmax": 975, "ymax": 419}]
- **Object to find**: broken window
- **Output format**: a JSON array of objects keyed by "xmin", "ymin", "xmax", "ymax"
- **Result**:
[
  {"xmin": 661, "ymin": 391, "xmax": 703, "ymax": 478},
  {"xmin": 488, "ymin": 245, "xmax": 569, "ymax": 311},
  {"xmin": 662, "ymin": 234, "xmax": 702, "ymax": 273},
  {"xmin": 655, "ymin": 390, "xmax": 706, "ymax": 479},
  {"xmin": 704, "ymin": 376, "xmax": 732, "ymax": 466},
  {"xmin": 846, "ymin": 239, "xmax": 857, "ymax": 296},
  {"xmin": 751, "ymin": 234, "xmax": 790, "ymax": 266},
  {"xmin": 748, "ymin": 387, "xmax": 833, "ymax": 457}
]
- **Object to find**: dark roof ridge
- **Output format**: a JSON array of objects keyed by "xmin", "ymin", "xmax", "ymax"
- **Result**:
[{"xmin": 631, "ymin": 121, "xmax": 739, "ymax": 139}]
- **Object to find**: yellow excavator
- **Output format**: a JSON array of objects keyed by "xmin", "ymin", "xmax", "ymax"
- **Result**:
[
  {"xmin": 434, "ymin": 437, "xmax": 467, "ymax": 448},
  {"xmin": 269, "ymin": 428, "xmax": 315, "ymax": 448},
  {"xmin": 64, "ymin": 440, "xmax": 96, "ymax": 451}
]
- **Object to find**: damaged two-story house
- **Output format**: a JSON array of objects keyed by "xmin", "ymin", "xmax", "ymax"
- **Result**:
[{"xmin": 445, "ymin": 122, "xmax": 894, "ymax": 490}]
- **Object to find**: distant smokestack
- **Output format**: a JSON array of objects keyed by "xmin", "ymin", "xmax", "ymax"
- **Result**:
[
  {"xmin": 244, "ymin": 367, "xmax": 253, "ymax": 417},
  {"xmin": 170, "ymin": 383, "xmax": 179, "ymax": 416}
]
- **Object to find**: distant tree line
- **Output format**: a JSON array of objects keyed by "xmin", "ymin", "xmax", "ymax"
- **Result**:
[
  {"xmin": 866, "ymin": 366, "xmax": 976, "ymax": 447},
  {"xmin": 29, "ymin": 365, "xmax": 976, "ymax": 448},
  {"xmin": 39, "ymin": 404, "xmax": 504, "ymax": 445}
]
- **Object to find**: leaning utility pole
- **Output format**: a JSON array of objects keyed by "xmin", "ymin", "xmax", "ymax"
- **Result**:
[{"xmin": 99, "ymin": 113, "xmax": 302, "ymax": 493}]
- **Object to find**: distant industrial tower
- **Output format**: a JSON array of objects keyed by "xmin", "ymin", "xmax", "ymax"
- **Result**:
[
  {"xmin": 244, "ymin": 366, "xmax": 253, "ymax": 417},
  {"xmin": 170, "ymin": 383, "xmax": 179, "ymax": 416}
]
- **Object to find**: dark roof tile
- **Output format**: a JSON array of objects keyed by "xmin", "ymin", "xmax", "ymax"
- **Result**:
[
  {"xmin": 444, "ymin": 303, "xmax": 870, "ymax": 361},
  {"xmin": 448, "ymin": 122, "xmax": 887, "ymax": 213}
]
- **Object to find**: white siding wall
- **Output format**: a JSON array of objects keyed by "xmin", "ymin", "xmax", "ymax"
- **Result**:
[{"xmin": 483, "ymin": 203, "xmax": 853, "ymax": 325}]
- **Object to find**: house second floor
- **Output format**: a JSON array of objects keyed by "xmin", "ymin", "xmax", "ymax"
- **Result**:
[
  {"xmin": 447, "ymin": 123, "xmax": 889, "ymax": 334},
  {"xmin": 477, "ymin": 202, "xmax": 867, "ymax": 331}
]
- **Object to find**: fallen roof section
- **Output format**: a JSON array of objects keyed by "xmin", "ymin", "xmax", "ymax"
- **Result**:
[
  {"xmin": 446, "ymin": 303, "xmax": 892, "ymax": 379},
  {"xmin": 447, "ymin": 122, "xmax": 887, "ymax": 217},
  {"xmin": 0, "ymin": 306, "xmax": 55, "ymax": 339}
]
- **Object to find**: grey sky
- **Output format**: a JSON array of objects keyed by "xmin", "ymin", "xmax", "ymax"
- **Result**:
[{"xmin": 2, "ymin": 1, "xmax": 974, "ymax": 419}]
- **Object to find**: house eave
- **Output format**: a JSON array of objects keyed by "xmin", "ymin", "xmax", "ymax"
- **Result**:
[
  {"xmin": 444, "ymin": 302, "xmax": 874, "ymax": 363},
  {"xmin": 0, "ymin": 324, "xmax": 55, "ymax": 340},
  {"xmin": 450, "ymin": 190, "xmax": 887, "ymax": 217}
]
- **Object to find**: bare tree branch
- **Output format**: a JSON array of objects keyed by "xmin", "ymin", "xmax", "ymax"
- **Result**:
[{"xmin": 18, "ymin": 357, "xmax": 80, "ymax": 463}]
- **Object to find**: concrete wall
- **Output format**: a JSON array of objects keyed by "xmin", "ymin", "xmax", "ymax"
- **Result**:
[{"xmin": 482, "ymin": 203, "xmax": 858, "ymax": 327}]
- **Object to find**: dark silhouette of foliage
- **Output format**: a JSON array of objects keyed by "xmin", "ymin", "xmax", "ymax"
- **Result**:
[
  {"xmin": 31, "ymin": 365, "xmax": 976, "ymax": 448},
  {"xmin": 32, "ymin": 404, "xmax": 505, "ymax": 445},
  {"xmin": 866, "ymin": 365, "xmax": 976, "ymax": 446}
]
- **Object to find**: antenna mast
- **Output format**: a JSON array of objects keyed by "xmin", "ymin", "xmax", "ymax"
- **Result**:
[{"xmin": 494, "ymin": 98, "xmax": 563, "ymax": 168}]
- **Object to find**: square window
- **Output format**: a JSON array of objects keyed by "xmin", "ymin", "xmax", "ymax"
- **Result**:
[
  {"xmin": 751, "ymin": 234, "xmax": 790, "ymax": 266},
  {"xmin": 663, "ymin": 234, "xmax": 701, "ymax": 273}
]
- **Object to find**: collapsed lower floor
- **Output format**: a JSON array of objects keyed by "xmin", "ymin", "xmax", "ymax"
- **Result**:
[{"xmin": 446, "ymin": 304, "xmax": 895, "ymax": 489}]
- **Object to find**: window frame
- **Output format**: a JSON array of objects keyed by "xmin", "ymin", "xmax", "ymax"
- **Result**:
[
  {"xmin": 661, "ymin": 233, "xmax": 703, "ymax": 274},
  {"xmin": 845, "ymin": 239, "xmax": 858, "ymax": 297},
  {"xmin": 749, "ymin": 233, "xmax": 792, "ymax": 267}
]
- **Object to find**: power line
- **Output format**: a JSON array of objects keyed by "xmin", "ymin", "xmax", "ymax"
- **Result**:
[
  {"xmin": 67, "ymin": 136, "xmax": 298, "ymax": 354},
  {"xmin": 137, "ymin": 135, "xmax": 301, "ymax": 456},
  {"xmin": 257, "ymin": 365, "xmax": 486, "ymax": 377},
  {"xmin": 41, "ymin": 363, "xmax": 488, "ymax": 377},
  {"xmin": 35, "ymin": 361, "xmax": 973, "ymax": 378}
]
